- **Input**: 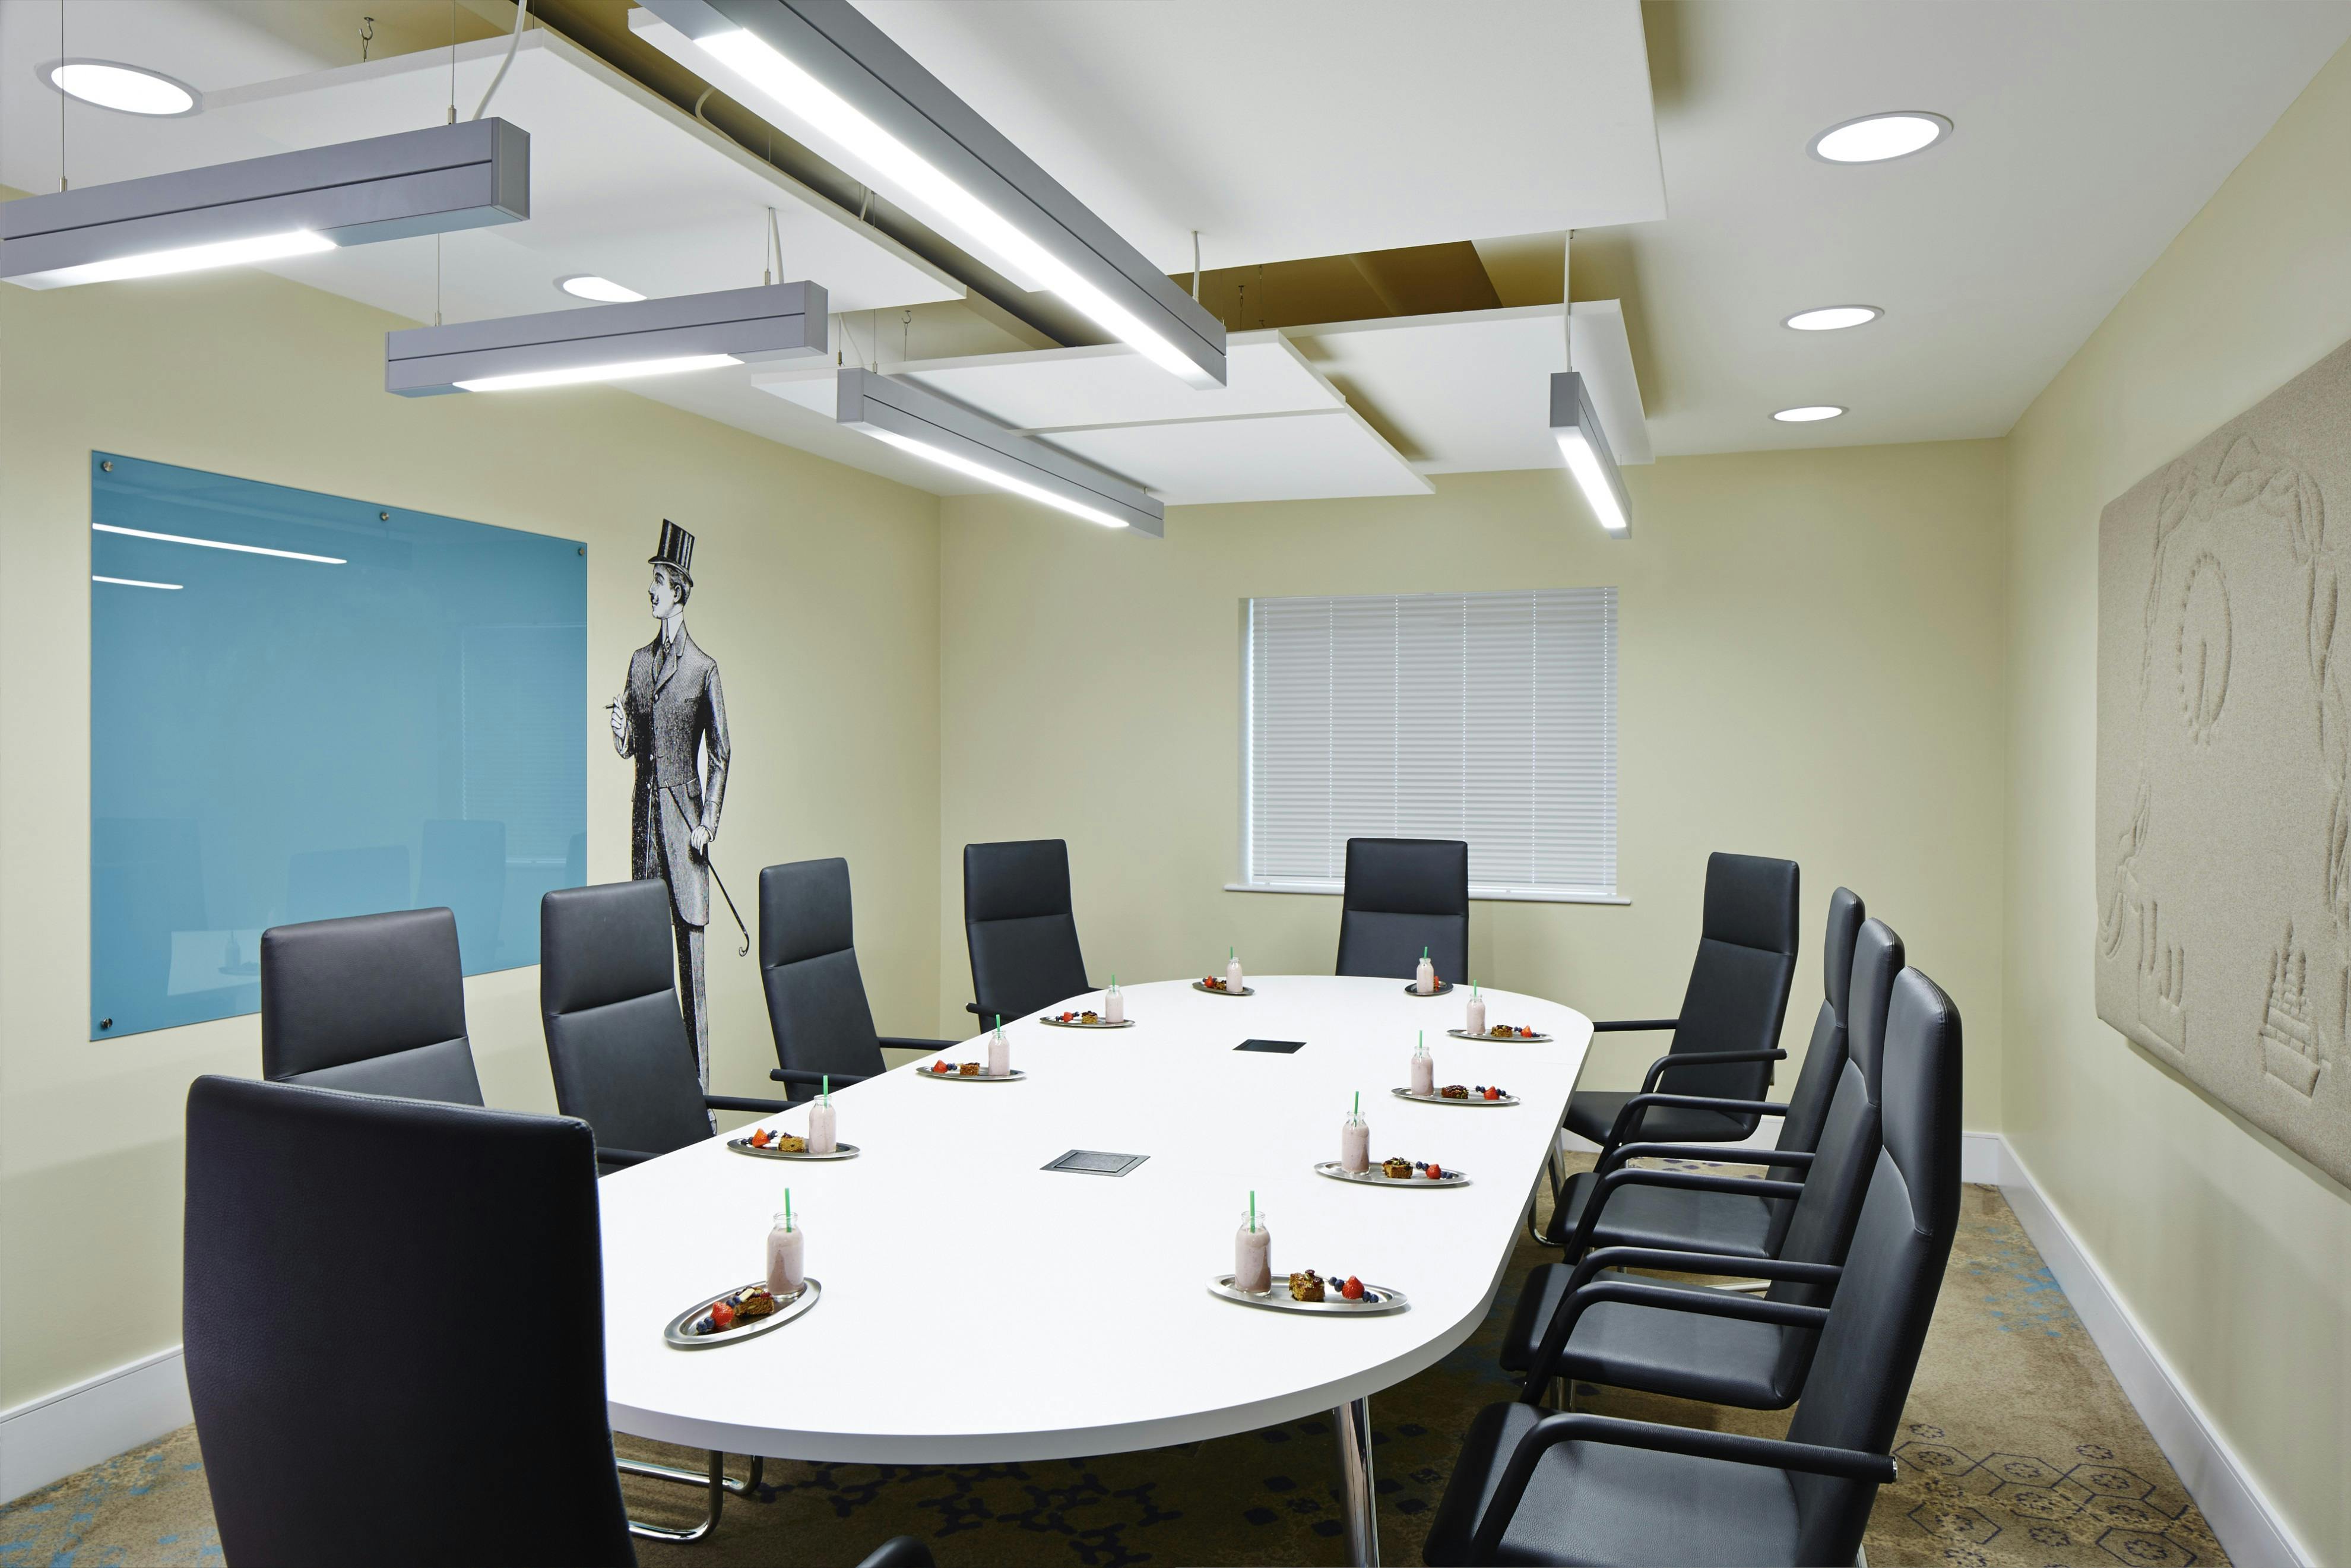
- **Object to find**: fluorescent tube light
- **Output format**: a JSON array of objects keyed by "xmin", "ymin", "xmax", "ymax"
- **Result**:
[
  {"xmin": 635, "ymin": 0, "xmax": 1226, "ymax": 388},
  {"xmin": 18, "ymin": 230, "xmax": 335, "ymax": 290},
  {"xmin": 454, "ymin": 353, "xmax": 739, "ymax": 392},
  {"xmin": 93, "ymin": 522, "xmax": 346, "ymax": 565},
  {"xmin": 3, "ymin": 119, "xmax": 526, "ymax": 291},
  {"xmin": 388, "ymin": 281, "xmax": 823, "ymax": 396},
  {"xmin": 835, "ymin": 367, "xmax": 1162, "ymax": 536},
  {"xmin": 1548, "ymin": 372, "xmax": 1630, "ymax": 536},
  {"xmin": 92, "ymin": 575, "xmax": 183, "ymax": 590},
  {"xmin": 865, "ymin": 427, "xmax": 1125, "ymax": 530},
  {"xmin": 47, "ymin": 61, "xmax": 200, "ymax": 116}
]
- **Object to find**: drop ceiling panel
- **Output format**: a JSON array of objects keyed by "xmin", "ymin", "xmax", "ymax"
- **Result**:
[
  {"xmin": 639, "ymin": 0, "xmax": 1665, "ymax": 273},
  {"xmin": 893, "ymin": 334, "xmax": 1339, "ymax": 429},
  {"xmin": 1045, "ymin": 411, "xmax": 1431, "ymax": 506},
  {"xmin": 1294, "ymin": 303, "xmax": 1649, "ymax": 476}
]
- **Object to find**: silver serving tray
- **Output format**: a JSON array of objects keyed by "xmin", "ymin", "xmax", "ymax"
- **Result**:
[
  {"xmin": 1208, "ymin": 1274, "xmax": 1409, "ymax": 1316},
  {"xmin": 726, "ymin": 1137, "xmax": 861, "ymax": 1162},
  {"xmin": 1447, "ymin": 1027, "xmax": 1552, "ymax": 1043},
  {"xmin": 1315, "ymin": 1159, "xmax": 1471, "ymax": 1188},
  {"xmin": 1403, "ymin": 979, "xmax": 1455, "ymax": 996},
  {"xmin": 1193, "ymin": 981, "xmax": 1255, "ymax": 997},
  {"xmin": 1392, "ymin": 1086, "xmax": 1520, "ymax": 1107},
  {"xmin": 664, "ymin": 1278, "xmax": 821, "ymax": 1349},
  {"xmin": 918, "ymin": 1066, "xmax": 1028, "ymax": 1082},
  {"xmin": 1038, "ymin": 1014, "xmax": 1135, "ymax": 1029}
]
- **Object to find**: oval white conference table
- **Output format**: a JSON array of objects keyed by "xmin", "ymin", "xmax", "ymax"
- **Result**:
[{"xmin": 599, "ymin": 975, "xmax": 1593, "ymax": 1566}]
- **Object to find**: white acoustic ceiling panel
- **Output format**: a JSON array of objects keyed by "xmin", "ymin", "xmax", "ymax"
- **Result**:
[
  {"xmin": 1044, "ymin": 410, "xmax": 1431, "ymax": 506},
  {"xmin": 1294, "ymin": 303, "xmax": 1649, "ymax": 477},
  {"xmin": 892, "ymin": 334, "xmax": 1340, "ymax": 429}
]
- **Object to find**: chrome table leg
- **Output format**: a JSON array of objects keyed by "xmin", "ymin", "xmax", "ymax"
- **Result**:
[{"xmin": 1333, "ymin": 1395, "xmax": 1380, "ymax": 1567}]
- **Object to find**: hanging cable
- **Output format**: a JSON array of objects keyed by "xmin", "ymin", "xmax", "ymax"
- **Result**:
[
  {"xmin": 766, "ymin": 205, "xmax": 782, "ymax": 285},
  {"xmin": 445, "ymin": 0, "xmax": 456, "ymax": 123},
  {"xmin": 57, "ymin": 0, "xmax": 66, "ymax": 191},
  {"xmin": 471, "ymin": 0, "xmax": 530, "ymax": 120},
  {"xmin": 1191, "ymin": 230, "xmax": 1202, "ymax": 302}
]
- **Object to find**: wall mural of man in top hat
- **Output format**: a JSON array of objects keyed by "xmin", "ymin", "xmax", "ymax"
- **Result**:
[{"xmin": 610, "ymin": 520, "xmax": 730, "ymax": 1089}]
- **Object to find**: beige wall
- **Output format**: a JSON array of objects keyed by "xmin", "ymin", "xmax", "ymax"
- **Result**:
[
  {"xmin": 0, "ymin": 260, "xmax": 943, "ymax": 1412},
  {"xmin": 2001, "ymin": 43, "xmax": 2351, "ymax": 1567},
  {"xmin": 937, "ymin": 444, "xmax": 2008, "ymax": 1128}
]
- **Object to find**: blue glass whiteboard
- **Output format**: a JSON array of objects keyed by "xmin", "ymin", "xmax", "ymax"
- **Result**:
[{"xmin": 90, "ymin": 452, "xmax": 587, "ymax": 1039}]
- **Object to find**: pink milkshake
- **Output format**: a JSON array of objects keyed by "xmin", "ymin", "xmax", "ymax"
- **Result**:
[
  {"xmin": 987, "ymin": 1023, "xmax": 1010, "ymax": 1078},
  {"xmin": 1234, "ymin": 1202, "xmax": 1272, "ymax": 1294},
  {"xmin": 1340, "ymin": 1106, "xmax": 1371, "ymax": 1174},
  {"xmin": 807, "ymin": 1085, "xmax": 838, "ymax": 1155},
  {"xmin": 766, "ymin": 1203, "xmax": 806, "ymax": 1297},
  {"xmin": 1409, "ymin": 1032, "xmax": 1434, "ymax": 1097}
]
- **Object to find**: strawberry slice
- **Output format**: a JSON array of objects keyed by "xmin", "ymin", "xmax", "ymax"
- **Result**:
[
  {"xmin": 1342, "ymin": 1276, "xmax": 1365, "ymax": 1300},
  {"xmin": 709, "ymin": 1300, "xmax": 736, "ymax": 1330}
]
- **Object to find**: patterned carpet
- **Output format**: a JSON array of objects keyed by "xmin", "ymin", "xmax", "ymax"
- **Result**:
[{"xmin": 0, "ymin": 1183, "xmax": 2225, "ymax": 1567}]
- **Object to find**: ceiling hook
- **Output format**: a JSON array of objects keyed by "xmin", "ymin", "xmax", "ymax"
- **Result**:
[{"xmin": 360, "ymin": 15, "xmax": 375, "ymax": 61}]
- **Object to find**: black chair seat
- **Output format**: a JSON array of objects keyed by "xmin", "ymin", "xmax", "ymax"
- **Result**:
[
  {"xmin": 1422, "ymin": 1399, "xmax": 1801, "ymax": 1567},
  {"xmin": 1563, "ymin": 1091, "xmax": 1756, "ymax": 1146},
  {"xmin": 1499, "ymin": 1268, "xmax": 1795, "ymax": 1406},
  {"xmin": 1545, "ymin": 1171, "xmax": 1777, "ymax": 1255}
]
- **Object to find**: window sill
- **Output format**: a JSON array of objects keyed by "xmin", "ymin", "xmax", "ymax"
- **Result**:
[{"xmin": 1224, "ymin": 881, "xmax": 1630, "ymax": 907}]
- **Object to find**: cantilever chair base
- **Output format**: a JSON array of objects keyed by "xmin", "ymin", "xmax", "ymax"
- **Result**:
[{"xmin": 622, "ymin": 1449, "xmax": 763, "ymax": 1544}]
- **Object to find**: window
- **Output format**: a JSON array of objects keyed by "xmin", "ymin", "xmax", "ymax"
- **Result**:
[{"xmin": 1241, "ymin": 588, "xmax": 1620, "ymax": 902}]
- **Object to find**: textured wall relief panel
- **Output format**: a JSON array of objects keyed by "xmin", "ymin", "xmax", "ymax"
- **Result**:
[{"xmin": 2096, "ymin": 336, "xmax": 2351, "ymax": 1184}]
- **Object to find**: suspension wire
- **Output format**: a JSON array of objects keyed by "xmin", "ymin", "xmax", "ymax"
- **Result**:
[{"xmin": 58, "ymin": 0, "xmax": 66, "ymax": 191}]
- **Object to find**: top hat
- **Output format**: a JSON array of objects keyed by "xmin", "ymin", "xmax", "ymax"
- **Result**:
[{"xmin": 648, "ymin": 520, "xmax": 695, "ymax": 585}]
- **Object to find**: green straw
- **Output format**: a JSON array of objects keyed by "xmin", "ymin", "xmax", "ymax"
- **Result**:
[
  {"xmin": 821, "ymin": 1074, "xmax": 830, "ymax": 1105},
  {"xmin": 784, "ymin": 1190, "xmax": 793, "ymax": 1231},
  {"xmin": 1352, "ymin": 1090, "xmax": 1361, "ymax": 1118},
  {"xmin": 1249, "ymin": 1190, "xmax": 1257, "ymax": 1233}
]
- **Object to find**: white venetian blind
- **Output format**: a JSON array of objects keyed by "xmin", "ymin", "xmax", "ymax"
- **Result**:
[{"xmin": 1245, "ymin": 588, "xmax": 1617, "ymax": 899}]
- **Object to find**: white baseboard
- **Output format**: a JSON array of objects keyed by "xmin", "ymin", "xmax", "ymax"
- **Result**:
[
  {"xmin": 1960, "ymin": 1129, "xmax": 2003, "ymax": 1183},
  {"xmin": 0, "ymin": 1345, "xmax": 190, "ymax": 1506},
  {"xmin": 1988, "ymin": 1135, "xmax": 2314, "ymax": 1568}
]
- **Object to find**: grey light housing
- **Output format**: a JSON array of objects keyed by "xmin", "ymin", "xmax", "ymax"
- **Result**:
[
  {"xmin": 637, "ymin": 0, "xmax": 1227, "ymax": 389},
  {"xmin": 837, "ymin": 368, "xmax": 1164, "ymax": 537},
  {"xmin": 1, "ymin": 119, "xmax": 527, "ymax": 290},
  {"xmin": 386, "ymin": 281, "xmax": 828, "ymax": 396},
  {"xmin": 1550, "ymin": 370, "xmax": 1631, "ymax": 536}
]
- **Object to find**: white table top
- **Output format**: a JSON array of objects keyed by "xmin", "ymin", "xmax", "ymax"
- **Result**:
[{"xmin": 600, "ymin": 975, "xmax": 1591, "ymax": 1463}]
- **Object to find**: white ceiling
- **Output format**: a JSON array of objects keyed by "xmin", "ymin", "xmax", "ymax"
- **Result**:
[
  {"xmin": 5, "ymin": 1, "xmax": 2350, "ymax": 503},
  {"xmin": 1627, "ymin": 0, "xmax": 2351, "ymax": 456}
]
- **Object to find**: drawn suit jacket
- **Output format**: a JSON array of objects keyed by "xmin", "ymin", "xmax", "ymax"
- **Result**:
[{"xmin": 620, "ymin": 625, "xmax": 730, "ymax": 927}]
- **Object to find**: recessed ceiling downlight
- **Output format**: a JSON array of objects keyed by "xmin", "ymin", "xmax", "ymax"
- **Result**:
[
  {"xmin": 1809, "ymin": 112, "xmax": 1950, "ymax": 164},
  {"xmin": 1773, "ymin": 405, "xmax": 1847, "ymax": 423},
  {"xmin": 1783, "ymin": 305, "xmax": 1882, "ymax": 332},
  {"xmin": 46, "ymin": 60, "xmax": 200, "ymax": 116},
  {"xmin": 557, "ymin": 274, "xmax": 645, "ymax": 303}
]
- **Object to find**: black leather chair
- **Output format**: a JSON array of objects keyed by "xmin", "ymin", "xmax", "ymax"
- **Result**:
[
  {"xmin": 761, "ymin": 858, "xmax": 955, "ymax": 1101},
  {"xmin": 1498, "ymin": 926, "xmax": 1905, "ymax": 1404},
  {"xmin": 183, "ymin": 1075, "xmax": 937, "ymax": 1568},
  {"xmin": 1424, "ymin": 967, "xmax": 1963, "ymax": 1567},
  {"xmin": 184, "ymin": 1073, "xmax": 628, "ymax": 1566},
  {"xmin": 963, "ymin": 838, "xmax": 1091, "ymax": 1024},
  {"xmin": 541, "ymin": 880, "xmax": 789, "ymax": 1168},
  {"xmin": 1563, "ymin": 853, "xmax": 1800, "ymax": 1149},
  {"xmin": 1539, "ymin": 918, "xmax": 1901, "ymax": 1259},
  {"xmin": 259, "ymin": 906, "xmax": 483, "ymax": 1104},
  {"xmin": 1334, "ymin": 837, "xmax": 1469, "ymax": 982}
]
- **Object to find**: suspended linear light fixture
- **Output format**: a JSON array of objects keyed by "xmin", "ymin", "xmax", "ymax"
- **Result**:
[
  {"xmin": 633, "ymin": 0, "xmax": 1227, "ymax": 389},
  {"xmin": 1549, "ymin": 233, "xmax": 1629, "ymax": 536},
  {"xmin": 835, "ymin": 368, "xmax": 1163, "ymax": 537},
  {"xmin": 385, "ymin": 281, "xmax": 827, "ymax": 395},
  {"xmin": 0, "ymin": 119, "xmax": 527, "ymax": 291}
]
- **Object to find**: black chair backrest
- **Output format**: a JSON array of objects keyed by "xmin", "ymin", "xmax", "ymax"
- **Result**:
[
  {"xmin": 1758, "ymin": 918, "xmax": 1907, "ymax": 1392},
  {"xmin": 1770, "ymin": 886, "xmax": 1863, "ymax": 1162},
  {"xmin": 1334, "ymin": 837, "xmax": 1469, "ymax": 981},
  {"xmin": 1658, "ymin": 853, "xmax": 1800, "ymax": 1105},
  {"xmin": 540, "ymin": 880, "xmax": 711, "ymax": 1161},
  {"xmin": 1783, "ymin": 968, "xmax": 1963, "ymax": 1565},
  {"xmin": 183, "ymin": 1075, "xmax": 632, "ymax": 1567},
  {"xmin": 964, "ymin": 839, "xmax": 1089, "ymax": 1024},
  {"xmin": 259, "ymin": 907, "xmax": 483, "ymax": 1105},
  {"xmin": 761, "ymin": 858, "xmax": 888, "ymax": 1083},
  {"xmin": 1844, "ymin": 917, "xmax": 1906, "ymax": 1104}
]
